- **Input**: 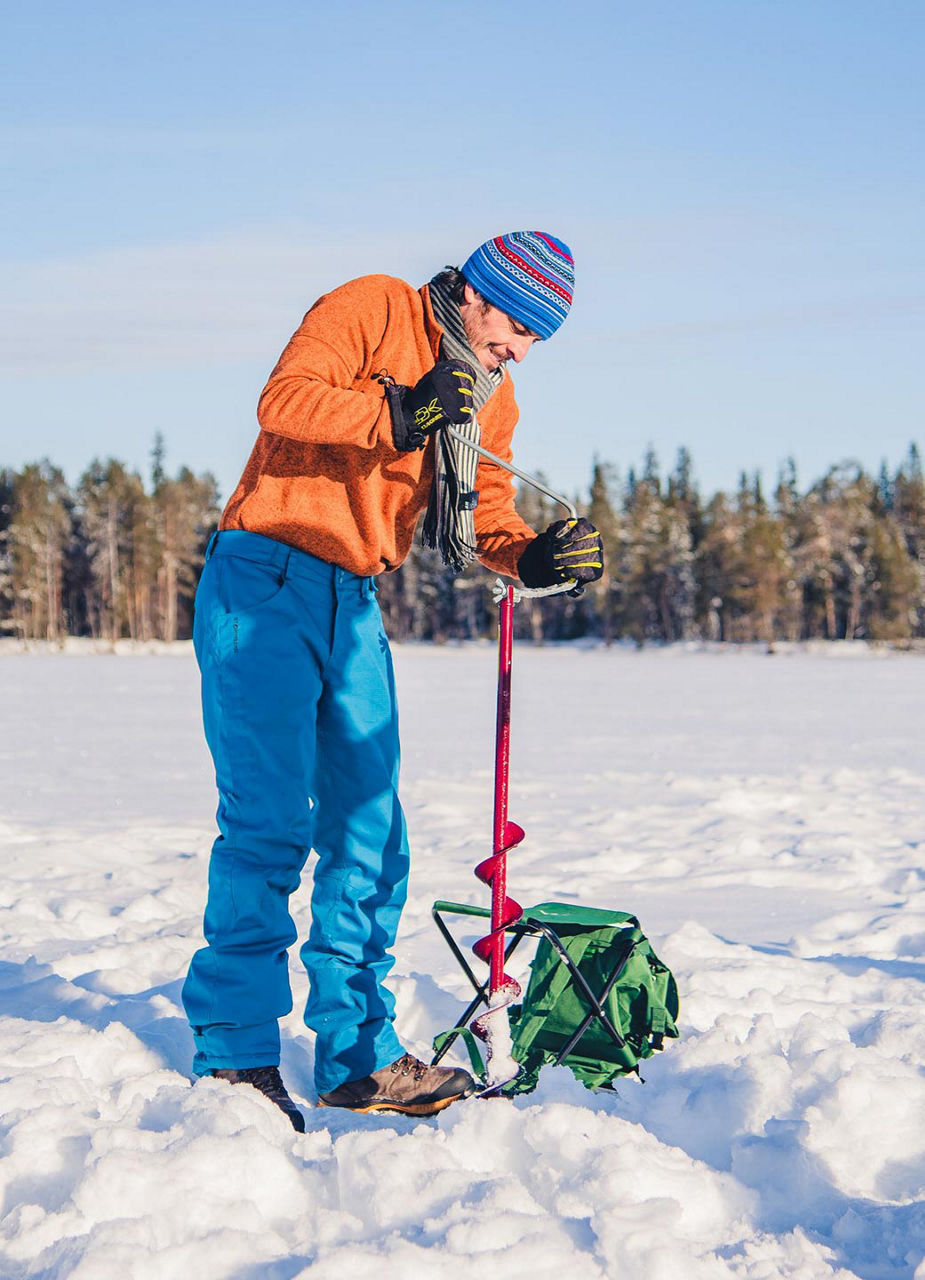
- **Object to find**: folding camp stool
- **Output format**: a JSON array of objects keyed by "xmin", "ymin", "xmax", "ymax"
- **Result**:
[{"xmin": 430, "ymin": 899, "xmax": 649, "ymax": 1078}]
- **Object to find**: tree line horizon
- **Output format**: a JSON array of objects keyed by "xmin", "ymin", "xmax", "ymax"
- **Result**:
[{"xmin": 2, "ymin": 435, "xmax": 923, "ymax": 647}]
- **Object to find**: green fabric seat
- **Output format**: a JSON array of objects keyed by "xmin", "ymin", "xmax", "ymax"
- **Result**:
[{"xmin": 431, "ymin": 899, "xmax": 680, "ymax": 1094}]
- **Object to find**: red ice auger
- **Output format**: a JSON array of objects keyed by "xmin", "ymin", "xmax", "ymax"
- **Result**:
[
  {"xmin": 430, "ymin": 430, "xmax": 681, "ymax": 1096},
  {"xmin": 442, "ymin": 432, "xmax": 581, "ymax": 1089}
]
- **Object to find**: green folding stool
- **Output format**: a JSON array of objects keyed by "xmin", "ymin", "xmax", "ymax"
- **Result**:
[{"xmin": 431, "ymin": 899, "xmax": 680, "ymax": 1095}]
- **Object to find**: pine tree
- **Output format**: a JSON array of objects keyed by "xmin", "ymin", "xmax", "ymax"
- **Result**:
[
  {"xmin": 887, "ymin": 443, "xmax": 925, "ymax": 635},
  {"xmin": 894, "ymin": 443, "xmax": 925, "ymax": 560},
  {"xmin": 876, "ymin": 459, "xmax": 894, "ymax": 514},
  {"xmin": 724, "ymin": 471, "xmax": 792, "ymax": 645},
  {"xmin": 865, "ymin": 515, "xmax": 918, "ymax": 640},
  {"xmin": 6, "ymin": 461, "xmax": 73, "ymax": 640},
  {"xmin": 152, "ymin": 464, "xmax": 220, "ymax": 641},
  {"xmin": 772, "ymin": 462, "xmax": 803, "ymax": 641},
  {"xmin": 696, "ymin": 492, "xmax": 744, "ymax": 641},
  {"xmin": 0, "ymin": 468, "xmax": 15, "ymax": 633},
  {"xmin": 793, "ymin": 464, "xmax": 877, "ymax": 640},
  {"xmin": 614, "ymin": 454, "xmax": 695, "ymax": 644},
  {"xmin": 76, "ymin": 459, "xmax": 148, "ymax": 642},
  {"xmin": 587, "ymin": 460, "xmax": 621, "ymax": 644}
]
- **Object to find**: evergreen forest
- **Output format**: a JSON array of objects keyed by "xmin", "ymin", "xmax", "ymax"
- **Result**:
[{"xmin": 2, "ymin": 437, "xmax": 924, "ymax": 647}]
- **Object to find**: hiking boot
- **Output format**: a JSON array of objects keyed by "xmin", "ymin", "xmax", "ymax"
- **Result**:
[
  {"xmin": 317, "ymin": 1053, "xmax": 475, "ymax": 1116},
  {"xmin": 209, "ymin": 1066, "xmax": 306, "ymax": 1132}
]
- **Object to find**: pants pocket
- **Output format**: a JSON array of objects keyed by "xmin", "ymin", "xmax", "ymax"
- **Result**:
[{"xmin": 214, "ymin": 554, "xmax": 289, "ymax": 614}]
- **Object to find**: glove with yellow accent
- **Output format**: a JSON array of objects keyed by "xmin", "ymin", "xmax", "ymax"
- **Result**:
[
  {"xmin": 517, "ymin": 517, "xmax": 605, "ymax": 588},
  {"xmin": 388, "ymin": 359, "xmax": 476, "ymax": 452}
]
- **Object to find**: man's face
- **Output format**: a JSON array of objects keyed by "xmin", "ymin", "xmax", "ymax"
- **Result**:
[{"xmin": 458, "ymin": 282, "xmax": 541, "ymax": 372}]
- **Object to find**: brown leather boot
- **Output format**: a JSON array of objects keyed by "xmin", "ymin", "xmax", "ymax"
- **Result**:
[{"xmin": 317, "ymin": 1053, "xmax": 475, "ymax": 1115}]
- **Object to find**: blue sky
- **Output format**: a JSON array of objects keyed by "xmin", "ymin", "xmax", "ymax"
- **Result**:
[{"xmin": 2, "ymin": 0, "xmax": 923, "ymax": 505}]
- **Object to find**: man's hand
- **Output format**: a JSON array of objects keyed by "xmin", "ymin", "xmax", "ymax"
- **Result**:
[
  {"xmin": 389, "ymin": 360, "xmax": 476, "ymax": 452},
  {"xmin": 517, "ymin": 517, "xmax": 605, "ymax": 588}
]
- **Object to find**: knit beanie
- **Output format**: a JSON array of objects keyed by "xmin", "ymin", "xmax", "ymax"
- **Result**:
[{"xmin": 460, "ymin": 231, "xmax": 574, "ymax": 339}]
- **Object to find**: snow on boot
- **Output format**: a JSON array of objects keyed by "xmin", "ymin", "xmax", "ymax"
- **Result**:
[
  {"xmin": 317, "ymin": 1053, "xmax": 475, "ymax": 1116},
  {"xmin": 209, "ymin": 1066, "xmax": 306, "ymax": 1132}
]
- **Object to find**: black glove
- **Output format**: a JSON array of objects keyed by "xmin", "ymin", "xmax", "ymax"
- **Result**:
[
  {"xmin": 517, "ymin": 517, "xmax": 605, "ymax": 588},
  {"xmin": 388, "ymin": 359, "xmax": 476, "ymax": 452}
]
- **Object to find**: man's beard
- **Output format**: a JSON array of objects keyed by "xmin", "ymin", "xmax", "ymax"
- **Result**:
[{"xmin": 460, "ymin": 300, "xmax": 507, "ymax": 371}]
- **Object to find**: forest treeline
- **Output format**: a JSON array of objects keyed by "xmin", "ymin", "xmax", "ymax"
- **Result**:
[
  {"xmin": 2, "ymin": 437, "xmax": 924, "ymax": 646},
  {"xmin": 0, "ymin": 438, "xmax": 220, "ymax": 644}
]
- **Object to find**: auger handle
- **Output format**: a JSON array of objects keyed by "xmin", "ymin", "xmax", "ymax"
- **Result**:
[
  {"xmin": 446, "ymin": 426, "xmax": 577, "ymax": 520},
  {"xmin": 446, "ymin": 425, "xmax": 583, "ymax": 598}
]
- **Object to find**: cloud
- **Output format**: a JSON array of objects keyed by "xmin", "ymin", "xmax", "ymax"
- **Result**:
[
  {"xmin": 0, "ymin": 227, "xmax": 454, "ymax": 374},
  {"xmin": 2, "ymin": 218, "xmax": 922, "ymax": 377}
]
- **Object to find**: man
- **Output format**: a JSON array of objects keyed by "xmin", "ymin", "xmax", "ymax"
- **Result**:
[{"xmin": 182, "ymin": 231, "xmax": 604, "ymax": 1130}]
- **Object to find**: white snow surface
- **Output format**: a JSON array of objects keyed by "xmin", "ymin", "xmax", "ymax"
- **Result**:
[{"xmin": 1, "ymin": 640, "xmax": 923, "ymax": 1279}]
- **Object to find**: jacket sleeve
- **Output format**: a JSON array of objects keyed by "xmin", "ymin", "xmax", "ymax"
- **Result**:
[
  {"xmin": 256, "ymin": 277, "xmax": 399, "ymax": 448},
  {"xmin": 473, "ymin": 379, "xmax": 539, "ymax": 579}
]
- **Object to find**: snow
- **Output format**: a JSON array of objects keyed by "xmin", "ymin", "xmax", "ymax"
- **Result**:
[
  {"xmin": 472, "ymin": 987, "xmax": 521, "ymax": 1090},
  {"xmin": 1, "ymin": 641, "xmax": 923, "ymax": 1279}
]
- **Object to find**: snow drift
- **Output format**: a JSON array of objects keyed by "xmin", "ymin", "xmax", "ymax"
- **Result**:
[{"xmin": 0, "ymin": 643, "xmax": 922, "ymax": 1278}]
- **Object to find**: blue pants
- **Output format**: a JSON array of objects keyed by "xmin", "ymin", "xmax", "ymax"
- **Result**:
[{"xmin": 182, "ymin": 531, "xmax": 408, "ymax": 1093}]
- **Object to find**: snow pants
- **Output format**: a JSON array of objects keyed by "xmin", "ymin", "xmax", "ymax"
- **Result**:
[{"xmin": 182, "ymin": 530, "xmax": 408, "ymax": 1093}]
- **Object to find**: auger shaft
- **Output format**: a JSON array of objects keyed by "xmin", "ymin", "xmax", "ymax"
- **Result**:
[
  {"xmin": 489, "ymin": 583, "xmax": 518, "ymax": 993},
  {"xmin": 472, "ymin": 581, "xmax": 524, "ymax": 996}
]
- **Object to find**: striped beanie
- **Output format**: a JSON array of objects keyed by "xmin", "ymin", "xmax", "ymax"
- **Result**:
[{"xmin": 461, "ymin": 231, "xmax": 574, "ymax": 340}]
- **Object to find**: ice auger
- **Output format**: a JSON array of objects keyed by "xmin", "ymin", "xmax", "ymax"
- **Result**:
[
  {"xmin": 434, "ymin": 437, "xmax": 579, "ymax": 1088},
  {"xmin": 431, "ymin": 431, "xmax": 680, "ymax": 1095}
]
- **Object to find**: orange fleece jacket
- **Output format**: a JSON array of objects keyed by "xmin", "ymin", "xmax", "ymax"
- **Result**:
[{"xmin": 220, "ymin": 275, "xmax": 537, "ymax": 578}]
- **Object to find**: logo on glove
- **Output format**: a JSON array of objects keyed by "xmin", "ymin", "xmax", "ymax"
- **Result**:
[{"xmin": 413, "ymin": 399, "xmax": 445, "ymax": 431}]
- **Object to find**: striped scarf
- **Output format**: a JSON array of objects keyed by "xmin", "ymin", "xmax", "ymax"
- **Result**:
[{"xmin": 423, "ymin": 273, "xmax": 504, "ymax": 572}]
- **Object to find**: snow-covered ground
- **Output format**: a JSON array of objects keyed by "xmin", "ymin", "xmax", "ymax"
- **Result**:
[{"xmin": 1, "ymin": 641, "xmax": 923, "ymax": 1279}]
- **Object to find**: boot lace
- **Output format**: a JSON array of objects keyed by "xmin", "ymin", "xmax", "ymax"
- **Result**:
[{"xmin": 390, "ymin": 1054, "xmax": 427, "ymax": 1081}]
